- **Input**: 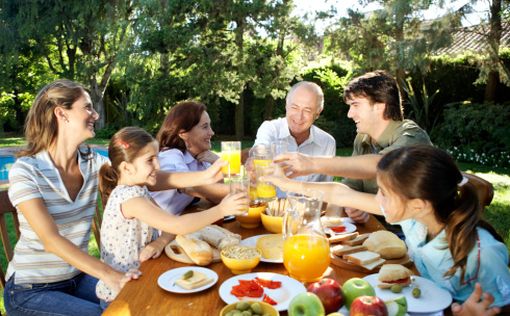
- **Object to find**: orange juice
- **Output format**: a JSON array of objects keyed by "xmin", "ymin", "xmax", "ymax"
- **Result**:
[
  {"xmin": 220, "ymin": 151, "xmax": 241, "ymax": 176},
  {"xmin": 254, "ymin": 159, "xmax": 276, "ymax": 199},
  {"xmin": 283, "ymin": 234, "xmax": 330, "ymax": 282},
  {"xmin": 256, "ymin": 183, "xmax": 277, "ymax": 199}
]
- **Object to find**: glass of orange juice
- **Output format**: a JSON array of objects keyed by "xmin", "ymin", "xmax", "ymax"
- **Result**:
[
  {"xmin": 283, "ymin": 190, "xmax": 329, "ymax": 282},
  {"xmin": 255, "ymin": 162, "xmax": 277, "ymax": 201},
  {"xmin": 220, "ymin": 141, "xmax": 241, "ymax": 177}
]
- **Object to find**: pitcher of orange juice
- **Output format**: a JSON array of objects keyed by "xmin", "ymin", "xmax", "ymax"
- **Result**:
[{"xmin": 283, "ymin": 190, "xmax": 330, "ymax": 282}]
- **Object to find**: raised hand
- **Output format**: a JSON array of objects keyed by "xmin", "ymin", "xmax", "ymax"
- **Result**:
[
  {"xmin": 218, "ymin": 192, "xmax": 250, "ymax": 216},
  {"xmin": 202, "ymin": 158, "xmax": 227, "ymax": 184},
  {"xmin": 274, "ymin": 152, "xmax": 314, "ymax": 178},
  {"xmin": 451, "ymin": 283, "xmax": 501, "ymax": 316}
]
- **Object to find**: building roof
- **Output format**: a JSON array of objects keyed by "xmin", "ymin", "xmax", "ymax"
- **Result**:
[{"xmin": 434, "ymin": 22, "xmax": 510, "ymax": 56}]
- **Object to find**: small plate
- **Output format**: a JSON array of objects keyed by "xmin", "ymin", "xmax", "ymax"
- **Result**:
[
  {"xmin": 157, "ymin": 266, "xmax": 218, "ymax": 294},
  {"xmin": 363, "ymin": 274, "xmax": 452, "ymax": 314},
  {"xmin": 325, "ymin": 222, "xmax": 357, "ymax": 235},
  {"xmin": 219, "ymin": 272, "xmax": 306, "ymax": 311},
  {"xmin": 240, "ymin": 234, "xmax": 283, "ymax": 263}
]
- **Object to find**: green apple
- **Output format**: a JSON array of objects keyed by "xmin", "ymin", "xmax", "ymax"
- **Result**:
[
  {"xmin": 385, "ymin": 296, "xmax": 407, "ymax": 316},
  {"xmin": 288, "ymin": 292, "xmax": 326, "ymax": 316},
  {"xmin": 342, "ymin": 277, "xmax": 376, "ymax": 309}
]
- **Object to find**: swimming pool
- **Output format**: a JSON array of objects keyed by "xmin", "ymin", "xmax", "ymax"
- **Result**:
[{"xmin": 0, "ymin": 148, "xmax": 108, "ymax": 182}]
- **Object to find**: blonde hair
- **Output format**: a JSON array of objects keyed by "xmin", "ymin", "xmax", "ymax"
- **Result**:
[
  {"xmin": 99, "ymin": 127, "xmax": 156, "ymax": 204},
  {"xmin": 18, "ymin": 79, "xmax": 89, "ymax": 157}
]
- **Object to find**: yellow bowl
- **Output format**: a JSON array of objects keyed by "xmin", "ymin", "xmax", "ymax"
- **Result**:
[
  {"xmin": 220, "ymin": 301, "xmax": 279, "ymax": 316},
  {"xmin": 261, "ymin": 211, "xmax": 283, "ymax": 234},
  {"xmin": 236, "ymin": 202, "xmax": 266, "ymax": 228},
  {"xmin": 221, "ymin": 245, "xmax": 261, "ymax": 274}
]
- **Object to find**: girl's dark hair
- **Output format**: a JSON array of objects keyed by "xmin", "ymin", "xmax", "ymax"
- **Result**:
[
  {"xmin": 156, "ymin": 101, "xmax": 206, "ymax": 152},
  {"xmin": 99, "ymin": 126, "xmax": 156, "ymax": 205},
  {"xmin": 344, "ymin": 70, "xmax": 404, "ymax": 121},
  {"xmin": 377, "ymin": 145, "xmax": 501, "ymax": 282},
  {"xmin": 18, "ymin": 79, "xmax": 92, "ymax": 158}
]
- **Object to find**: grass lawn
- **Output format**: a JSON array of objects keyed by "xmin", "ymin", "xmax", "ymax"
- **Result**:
[{"xmin": 0, "ymin": 139, "xmax": 508, "ymax": 313}]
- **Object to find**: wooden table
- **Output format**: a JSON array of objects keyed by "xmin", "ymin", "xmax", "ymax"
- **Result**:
[{"xmin": 104, "ymin": 214, "xmax": 388, "ymax": 316}]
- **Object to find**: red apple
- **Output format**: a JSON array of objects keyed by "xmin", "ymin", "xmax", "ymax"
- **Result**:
[
  {"xmin": 307, "ymin": 278, "xmax": 344, "ymax": 313},
  {"xmin": 350, "ymin": 296, "xmax": 388, "ymax": 316}
]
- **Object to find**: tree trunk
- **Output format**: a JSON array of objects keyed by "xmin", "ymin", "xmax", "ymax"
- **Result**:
[
  {"xmin": 90, "ymin": 81, "xmax": 106, "ymax": 129},
  {"xmin": 234, "ymin": 17, "xmax": 245, "ymax": 140},
  {"xmin": 235, "ymin": 93, "xmax": 244, "ymax": 140},
  {"xmin": 484, "ymin": 0, "xmax": 502, "ymax": 102},
  {"xmin": 485, "ymin": 70, "xmax": 499, "ymax": 102},
  {"xmin": 264, "ymin": 95, "xmax": 275, "ymax": 120}
]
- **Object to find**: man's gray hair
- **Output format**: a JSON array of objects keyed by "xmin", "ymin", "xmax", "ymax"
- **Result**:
[{"xmin": 285, "ymin": 81, "xmax": 324, "ymax": 112}]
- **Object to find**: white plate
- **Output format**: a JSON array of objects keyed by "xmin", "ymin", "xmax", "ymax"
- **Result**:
[
  {"xmin": 325, "ymin": 222, "xmax": 357, "ymax": 235},
  {"xmin": 240, "ymin": 234, "xmax": 283, "ymax": 263},
  {"xmin": 219, "ymin": 272, "xmax": 306, "ymax": 311},
  {"xmin": 363, "ymin": 274, "xmax": 452, "ymax": 314},
  {"xmin": 157, "ymin": 266, "xmax": 218, "ymax": 294}
]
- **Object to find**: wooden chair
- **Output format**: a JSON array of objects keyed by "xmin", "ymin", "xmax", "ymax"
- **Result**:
[
  {"xmin": 91, "ymin": 197, "xmax": 103, "ymax": 251},
  {"xmin": 462, "ymin": 172, "xmax": 494, "ymax": 208},
  {"xmin": 0, "ymin": 190, "xmax": 20, "ymax": 289}
]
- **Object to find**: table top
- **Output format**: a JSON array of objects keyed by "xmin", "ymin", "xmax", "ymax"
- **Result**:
[{"xmin": 103, "ymin": 214, "xmax": 390, "ymax": 316}]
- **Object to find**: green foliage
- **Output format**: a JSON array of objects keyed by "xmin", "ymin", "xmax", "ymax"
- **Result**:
[
  {"xmin": 436, "ymin": 102, "xmax": 510, "ymax": 167},
  {"xmin": 301, "ymin": 65, "xmax": 355, "ymax": 147},
  {"xmin": 402, "ymin": 78, "xmax": 440, "ymax": 136},
  {"xmin": 325, "ymin": 1, "xmax": 460, "ymax": 76}
]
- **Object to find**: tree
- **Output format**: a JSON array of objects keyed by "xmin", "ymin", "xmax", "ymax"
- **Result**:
[
  {"xmin": 0, "ymin": 0, "xmax": 136, "ymax": 128},
  {"xmin": 325, "ymin": 0, "xmax": 460, "ymax": 88}
]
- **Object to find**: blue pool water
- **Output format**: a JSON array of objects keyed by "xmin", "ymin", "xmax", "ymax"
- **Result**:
[{"xmin": 0, "ymin": 148, "xmax": 108, "ymax": 181}]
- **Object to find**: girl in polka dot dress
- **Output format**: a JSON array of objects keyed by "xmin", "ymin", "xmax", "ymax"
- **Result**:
[{"xmin": 96, "ymin": 127, "xmax": 249, "ymax": 306}]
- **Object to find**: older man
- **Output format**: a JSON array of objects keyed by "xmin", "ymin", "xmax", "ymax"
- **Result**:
[
  {"xmin": 253, "ymin": 81, "xmax": 336, "ymax": 182},
  {"xmin": 276, "ymin": 71, "xmax": 432, "ymax": 223}
]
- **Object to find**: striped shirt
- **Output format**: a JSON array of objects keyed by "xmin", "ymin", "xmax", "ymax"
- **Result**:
[{"xmin": 7, "ymin": 149, "xmax": 108, "ymax": 284}]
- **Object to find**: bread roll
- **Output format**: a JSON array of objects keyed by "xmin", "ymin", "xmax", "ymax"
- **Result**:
[
  {"xmin": 198, "ymin": 225, "xmax": 241, "ymax": 250},
  {"xmin": 175, "ymin": 234, "xmax": 213, "ymax": 266},
  {"xmin": 363, "ymin": 230, "xmax": 407, "ymax": 259},
  {"xmin": 165, "ymin": 240, "xmax": 193, "ymax": 264}
]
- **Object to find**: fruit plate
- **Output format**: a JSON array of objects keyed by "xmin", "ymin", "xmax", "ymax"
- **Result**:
[
  {"xmin": 157, "ymin": 266, "xmax": 218, "ymax": 294},
  {"xmin": 330, "ymin": 253, "xmax": 412, "ymax": 273},
  {"xmin": 219, "ymin": 272, "xmax": 306, "ymax": 311},
  {"xmin": 240, "ymin": 234, "xmax": 283, "ymax": 263},
  {"xmin": 363, "ymin": 274, "xmax": 453, "ymax": 314}
]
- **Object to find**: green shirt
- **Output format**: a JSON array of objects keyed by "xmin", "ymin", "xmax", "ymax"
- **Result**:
[{"xmin": 343, "ymin": 119, "xmax": 432, "ymax": 194}]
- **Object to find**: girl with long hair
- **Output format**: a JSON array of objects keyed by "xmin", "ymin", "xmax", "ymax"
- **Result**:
[{"xmin": 264, "ymin": 145, "xmax": 509, "ymax": 315}]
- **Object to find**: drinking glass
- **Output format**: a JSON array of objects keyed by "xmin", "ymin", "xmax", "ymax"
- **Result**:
[
  {"xmin": 255, "ymin": 162, "xmax": 277, "ymax": 201},
  {"xmin": 220, "ymin": 141, "xmax": 241, "ymax": 177},
  {"xmin": 271, "ymin": 140, "xmax": 288, "ymax": 157},
  {"xmin": 230, "ymin": 175, "xmax": 250, "ymax": 214}
]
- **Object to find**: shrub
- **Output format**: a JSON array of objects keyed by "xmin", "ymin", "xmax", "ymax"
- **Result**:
[{"xmin": 435, "ymin": 102, "xmax": 510, "ymax": 167}]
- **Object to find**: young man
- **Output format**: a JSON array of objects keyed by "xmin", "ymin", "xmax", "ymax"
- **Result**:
[
  {"xmin": 276, "ymin": 71, "xmax": 432, "ymax": 223},
  {"xmin": 252, "ymin": 81, "xmax": 336, "ymax": 183}
]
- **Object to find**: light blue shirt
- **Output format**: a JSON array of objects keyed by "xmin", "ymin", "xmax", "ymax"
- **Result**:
[
  {"xmin": 254, "ymin": 117, "xmax": 336, "ymax": 183},
  {"xmin": 401, "ymin": 219, "xmax": 510, "ymax": 306},
  {"xmin": 150, "ymin": 149, "xmax": 209, "ymax": 215}
]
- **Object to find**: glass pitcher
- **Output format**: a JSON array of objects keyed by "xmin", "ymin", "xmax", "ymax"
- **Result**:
[{"xmin": 282, "ymin": 190, "xmax": 330, "ymax": 282}]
